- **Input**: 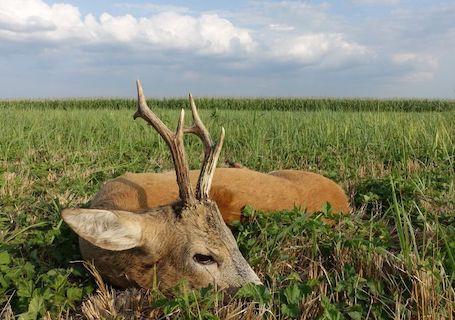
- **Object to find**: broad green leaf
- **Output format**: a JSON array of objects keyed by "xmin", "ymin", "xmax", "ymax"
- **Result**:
[
  {"xmin": 17, "ymin": 280, "xmax": 34, "ymax": 298},
  {"xmin": 282, "ymin": 303, "xmax": 300, "ymax": 318},
  {"xmin": 28, "ymin": 295, "xmax": 45, "ymax": 316},
  {"xmin": 236, "ymin": 283, "xmax": 271, "ymax": 305},
  {"xmin": 66, "ymin": 287, "xmax": 83, "ymax": 301},
  {"xmin": 283, "ymin": 283, "xmax": 301, "ymax": 305},
  {"xmin": 0, "ymin": 251, "xmax": 10, "ymax": 265}
]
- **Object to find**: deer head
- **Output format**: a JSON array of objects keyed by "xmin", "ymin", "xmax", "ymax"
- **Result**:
[{"xmin": 61, "ymin": 81, "xmax": 261, "ymax": 289}]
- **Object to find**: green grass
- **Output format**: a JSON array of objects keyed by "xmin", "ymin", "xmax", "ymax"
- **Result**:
[
  {"xmin": 0, "ymin": 101, "xmax": 454, "ymax": 319},
  {"xmin": 1, "ymin": 97, "xmax": 454, "ymax": 111}
]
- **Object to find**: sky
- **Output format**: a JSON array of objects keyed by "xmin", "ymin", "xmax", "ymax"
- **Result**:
[{"xmin": 0, "ymin": 0, "xmax": 454, "ymax": 98}]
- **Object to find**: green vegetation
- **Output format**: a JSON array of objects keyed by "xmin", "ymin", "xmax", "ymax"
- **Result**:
[
  {"xmin": 0, "ymin": 100, "xmax": 454, "ymax": 319},
  {"xmin": 1, "ymin": 97, "xmax": 454, "ymax": 112}
]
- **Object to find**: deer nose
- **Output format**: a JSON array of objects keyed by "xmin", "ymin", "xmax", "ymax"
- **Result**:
[
  {"xmin": 232, "ymin": 252, "xmax": 262, "ymax": 286},
  {"xmin": 236, "ymin": 261, "xmax": 262, "ymax": 286},
  {"xmin": 251, "ymin": 272, "xmax": 262, "ymax": 285},
  {"xmin": 247, "ymin": 266, "xmax": 262, "ymax": 285}
]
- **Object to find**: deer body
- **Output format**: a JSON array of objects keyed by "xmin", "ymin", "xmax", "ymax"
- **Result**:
[
  {"xmin": 61, "ymin": 81, "xmax": 349, "ymax": 291},
  {"xmin": 90, "ymin": 168, "xmax": 350, "ymax": 224}
]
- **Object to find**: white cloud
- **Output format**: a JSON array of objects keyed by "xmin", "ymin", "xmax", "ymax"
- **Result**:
[
  {"xmin": 0, "ymin": 0, "xmax": 371, "ymax": 69},
  {"xmin": 0, "ymin": 0, "xmax": 71, "ymax": 34},
  {"xmin": 391, "ymin": 52, "xmax": 438, "ymax": 81},
  {"xmin": 2, "ymin": 0, "xmax": 451, "ymax": 98},
  {"xmin": 268, "ymin": 24, "xmax": 295, "ymax": 32},
  {"xmin": 130, "ymin": 12, "xmax": 256, "ymax": 54},
  {"xmin": 270, "ymin": 33, "xmax": 371, "ymax": 66},
  {"xmin": 351, "ymin": 0, "xmax": 399, "ymax": 5},
  {"xmin": 0, "ymin": 1, "xmax": 90, "ymax": 41},
  {"xmin": 263, "ymin": 1, "xmax": 331, "ymax": 12},
  {"xmin": 0, "ymin": 0, "xmax": 255, "ymax": 54},
  {"xmin": 114, "ymin": 2, "xmax": 190, "ymax": 14},
  {"xmin": 97, "ymin": 13, "xmax": 138, "ymax": 42},
  {"xmin": 392, "ymin": 52, "xmax": 437, "ymax": 68}
]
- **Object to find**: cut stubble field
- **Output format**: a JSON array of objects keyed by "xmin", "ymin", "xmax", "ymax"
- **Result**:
[{"xmin": 0, "ymin": 100, "xmax": 454, "ymax": 319}]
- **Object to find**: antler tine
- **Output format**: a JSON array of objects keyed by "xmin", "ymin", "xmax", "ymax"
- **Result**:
[
  {"xmin": 184, "ymin": 94, "xmax": 225, "ymax": 200},
  {"xmin": 134, "ymin": 80, "xmax": 195, "ymax": 204},
  {"xmin": 134, "ymin": 80, "xmax": 173, "ymax": 138},
  {"xmin": 185, "ymin": 94, "xmax": 213, "ymax": 155},
  {"xmin": 197, "ymin": 127, "xmax": 225, "ymax": 200}
]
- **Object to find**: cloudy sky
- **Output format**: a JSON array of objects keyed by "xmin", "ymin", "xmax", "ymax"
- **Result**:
[{"xmin": 1, "ymin": 0, "xmax": 454, "ymax": 98}]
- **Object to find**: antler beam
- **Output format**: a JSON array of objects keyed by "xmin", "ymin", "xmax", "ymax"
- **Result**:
[
  {"xmin": 134, "ymin": 80, "xmax": 195, "ymax": 204},
  {"xmin": 133, "ymin": 80, "xmax": 224, "ymax": 203}
]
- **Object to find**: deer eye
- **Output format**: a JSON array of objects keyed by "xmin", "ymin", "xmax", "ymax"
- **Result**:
[{"xmin": 193, "ymin": 254, "xmax": 216, "ymax": 265}]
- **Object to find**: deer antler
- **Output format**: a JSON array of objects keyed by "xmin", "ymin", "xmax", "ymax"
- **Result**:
[
  {"xmin": 134, "ymin": 80, "xmax": 195, "ymax": 204},
  {"xmin": 185, "ymin": 94, "xmax": 225, "ymax": 200},
  {"xmin": 133, "ymin": 81, "xmax": 225, "ymax": 204}
]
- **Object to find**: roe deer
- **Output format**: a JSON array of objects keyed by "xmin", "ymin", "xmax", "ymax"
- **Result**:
[
  {"xmin": 61, "ymin": 81, "xmax": 261, "ymax": 290},
  {"xmin": 61, "ymin": 81, "xmax": 350, "ymax": 290}
]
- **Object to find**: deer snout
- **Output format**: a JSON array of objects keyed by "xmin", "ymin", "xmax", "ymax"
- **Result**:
[
  {"xmin": 228, "ymin": 251, "xmax": 262, "ymax": 287},
  {"xmin": 244, "ymin": 264, "xmax": 262, "ymax": 285},
  {"xmin": 224, "ymin": 267, "xmax": 262, "ymax": 298}
]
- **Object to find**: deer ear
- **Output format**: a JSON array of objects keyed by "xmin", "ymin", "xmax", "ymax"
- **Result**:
[{"xmin": 61, "ymin": 208, "xmax": 144, "ymax": 251}]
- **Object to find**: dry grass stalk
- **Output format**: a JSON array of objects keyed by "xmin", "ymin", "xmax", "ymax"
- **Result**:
[
  {"xmin": 0, "ymin": 302, "xmax": 14, "ymax": 320},
  {"xmin": 77, "ymin": 262, "xmax": 155, "ymax": 320}
]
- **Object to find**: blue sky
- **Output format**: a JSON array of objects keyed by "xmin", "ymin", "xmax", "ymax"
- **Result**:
[{"xmin": 1, "ymin": 0, "xmax": 454, "ymax": 98}]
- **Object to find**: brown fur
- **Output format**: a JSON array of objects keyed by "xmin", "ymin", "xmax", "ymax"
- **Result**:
[
  {"xmin": 90, "ymin": 167, "xmax": 351, "ymax": 224},
  {"xmin": 64, "ymin": 201, "xmax": 261, "ymax": 289},
  {"xmin": 62, "ymin": 81, "xmax": 350, "ymax": 291},
  {"xmin": 67, "ymin": 167, "xmax": 349, "ymax": 290}
]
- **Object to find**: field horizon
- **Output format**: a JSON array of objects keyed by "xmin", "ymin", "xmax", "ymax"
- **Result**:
[{"xmin": 1, "ymin": 96, "xmax": 454, "ymax": 112}]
